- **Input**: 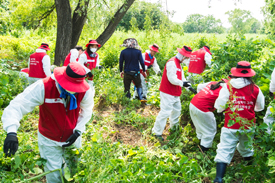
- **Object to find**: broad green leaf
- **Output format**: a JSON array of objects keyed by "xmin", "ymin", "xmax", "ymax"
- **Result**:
[
  {"xmin": 14, "ymin": 155, "xmax": 21, "ymax": 169},
  {"xmin": 268, "ymin": 156, "xmax": 275, "ymax": 166},
  {"xmin": 228, "ymin": 120, "xmax": 235, "ymax": 127},
  {"xmin": 64, "ymin": 167, "xmax": 71, "ymax": 181}
]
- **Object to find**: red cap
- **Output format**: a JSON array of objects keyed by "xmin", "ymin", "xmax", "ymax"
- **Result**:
[
  {"xmin": 149, "ymin": 43, "xmax": 159, "ymax": 53},
  {"xmin": 38, "ymin": 43, "xmax": 50, "ymax": 51},
  {"xmin": 203, "ymin": 46, "xmax": 212, "ymax": 55},
  {"xmin": 177, "ymin": 46, "xmax": 192, "ymax": 57},
  {"xmin": 85, "ymin": 40, "xmax": 101, "ymax": 48},
  {"xmin": 54, "ymin": 62, "xmax": 90, "ymax": 93},
  {"xmin": 230, "ymin": 61, "xmax": 256, "ymax": 77}
]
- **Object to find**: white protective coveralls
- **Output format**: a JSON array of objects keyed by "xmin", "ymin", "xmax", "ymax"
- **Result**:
[
  {"xmin": 133, "ymin": 50, "xmax": 161, "ymax": 99},
  {"xmin": 214, "ymin": 78, "xmax": 265, "ymax": 164},
  {"xmin": 28, "ymin": 49, "xmax": 51, "ymax": 85},
  {"xmin": 152, "ymin": 57, "xmax": 187, "ymax": 135},
  {"xmin": 78, "ymin": 52, "xmax": 100, "ymax": 89},
  {"xmin": 1, "ymin": 75, "xmax": 94, "ymax": 183},
  {"xmin": 189, "ymin": 82, "xmax": 223, "ymax": 148},
  {"xmin": 264, "ymin": 68, "xmax": 275, "ymax": 134}
]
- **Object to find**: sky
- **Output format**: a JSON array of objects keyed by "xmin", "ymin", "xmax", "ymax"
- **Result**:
[{"xmin": 143, "ymin": 0, "xmax": 266, "ymax": 28}]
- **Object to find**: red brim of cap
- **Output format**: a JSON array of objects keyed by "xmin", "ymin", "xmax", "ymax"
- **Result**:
[
  {"xmin": 177, "ymin": 48, "xmax": 191, "ymax": 57},
  {"xmin": 230, "ymin": 68, "xmax": 256, "ymax": 77},
  {"xmin": 54, "ymin": 67, "xmax": 90, "ymax": 93},
  {"xmin": 86, "ymin": 43, "xmax": 101, "ymax": 48},
  {"xmin": 38, "ymin": 46, "xmax": 51, "ymax": 51},
  {"xmin": 149, "ymin": 45, "xmax": 159, "ymax": 53}
]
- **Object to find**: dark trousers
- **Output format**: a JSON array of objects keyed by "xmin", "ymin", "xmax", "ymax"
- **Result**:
[{"xmin": 124, "ymin": 72, "xmax": 141, "ymax": 98}]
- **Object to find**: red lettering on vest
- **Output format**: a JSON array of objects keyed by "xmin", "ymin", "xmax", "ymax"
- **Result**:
[
  {"xmin": 191, "ymin": 82, "xmax": 222, "ymax": 112},
  {"xmin": 29, "ymin": 52, "xmax": 47, "ymax": 78},
  {"xmin": 188, "ymin": 49, "xmax": 206, "ymax": 74},
  {"xmin": 39, "ymin": 77, "xmax": 85, "ymax": 142},
  {"xmin": 159, "ymin": 57, "xmax": 182, "ymax": 96},
  {"xmin": 224, "ymin": 84, "xmax": 259, "ymax": 129}
]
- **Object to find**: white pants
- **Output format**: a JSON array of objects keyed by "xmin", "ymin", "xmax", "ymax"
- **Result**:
[
  {"xmin": 152, "ymin": 92, "xmax": 181, "ymax": 135},
  {"xmin": 263, "ymin": 106, "xmax": 274, "ymax": 134},
  {"xmin": 38, "ymin": 131, "xmax": 81, "ymax": 183},
  {"xmin": 133, "ymin": 74, "xmax": 147, "ymax": 98},
  {"xmin": 189, "ymin": 103, "xmax": 216, "ymax": 148},
  {"xmin": 214, "ymin": 127, "xmax": 254, "ymax": 164},
  {"xmin": 28, "ymin": 77, "xmax": 41, "ymax": 85}
]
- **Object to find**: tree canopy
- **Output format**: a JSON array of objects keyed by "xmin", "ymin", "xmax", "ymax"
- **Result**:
[{"xmin": 182, "ymin": 14, "xmax": 225, "ymax": 34}]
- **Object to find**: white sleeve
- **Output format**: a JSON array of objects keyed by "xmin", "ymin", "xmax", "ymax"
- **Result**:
[
  {"xmin": 70, "ymin": 49, "xmax": 78, "ymax": 63},
  {"xmin": 204, "ymin": 52, "xmax": 212, "ymax": 67},
  {"xmin": 74, "ymin": 88, "xmax": 94, "ymax": 133},
  {"xmin": 197, "ymin": 82, "xmax": 211, "ymax": 93},
  {"xmin": 152, "ymin": 58, "xmax": 161, "ymax": 74},
  {"xmin": 96, "ymin": 54, "xmax": 100, "ymax": 67},
  {"xmin": 42, "ymin": 55, "xmax": 51, "ymax": 77},
  {"xmin": 214, "ymin": 83, "xmax": 229, "ymax": 113},
  {"xmin": 78, "ymin": 53, "xmax": 91, "ymax": 74},
  {"xmin": 270, "ymin": 68, "xmax": 275, "ymax": 92},
  {"xmin": 2, "ymin": 80, "xmax": 45, "ymax": 133},
  {"xmin": 254, "ymin": 88, "xmax": 265, "ymax": 111},
  {"xmin": 166, "ymin": 61, "xmax": 183, "ymax": 87},
  {"xmin": 28, "ymin": 57, "xmax": 30, "ymax": 69},
  {"xmin": 182, "ymin": 58, "xmax": 190, "ymax": 67}
]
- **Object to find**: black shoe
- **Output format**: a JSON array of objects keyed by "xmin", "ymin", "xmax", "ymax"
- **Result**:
[
  {"xmin": 243, "ymin": 156, "xmax": 253, "ymax": 166},
  {"xmin": 154, "ymin": 135, "xmax": 164, "ymax": 141},
  {"xmin": 213, "ymin": 162, "xmax": 227, "ymax": 183},
  {"xmin": 199, "ymin": 145, "xmax": 209, "ymax": 152}
]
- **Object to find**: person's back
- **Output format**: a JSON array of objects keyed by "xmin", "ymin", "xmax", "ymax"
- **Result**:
[{"xmin": 120, "ymin": 48, "xmax": 143, "ymax": 72}]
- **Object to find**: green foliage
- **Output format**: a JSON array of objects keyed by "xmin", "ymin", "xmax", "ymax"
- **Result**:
[
  {"xmin": 118, "ymin": 1, "xmax": 168, "ymax": 31},
  {"xmin": 226, "ymin": 8, "xmax": 263, "ymax": 35},
  {"xmin": 183, "ymin": 14, "xmax": 225, "ymax": 34}
]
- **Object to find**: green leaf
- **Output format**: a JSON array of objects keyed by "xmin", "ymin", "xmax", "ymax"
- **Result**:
[
  {"xmin": 14, "ymin": 155, "xmax": 21, "ymax": 169},
  {"xmin": 228, "ymin": 120, "xmax": 235, "ymax": 127},
  {"xmin": 64, "ymin": 167, "xmax": 71, "ymax": 180},
  {"xmin": 268, "ymin": 156, "xmax": 275, "ymax": 167},
  {"xmin": 33, "ymin": 167, "xmax": 43, "ymax": 174},
  {"xmin": 258, "ymin": 123, "xmax": 268, "ymax": 130}
]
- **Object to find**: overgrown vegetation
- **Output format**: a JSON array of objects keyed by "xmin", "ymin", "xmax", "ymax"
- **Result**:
[{"xmin": 0, "ymin": 30, "xmax": 275, "ymax": 182}]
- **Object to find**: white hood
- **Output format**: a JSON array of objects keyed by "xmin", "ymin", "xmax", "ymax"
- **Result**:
[{"xmin": 230, "ymin": 78, "xmax": 252, "ymax": 89}]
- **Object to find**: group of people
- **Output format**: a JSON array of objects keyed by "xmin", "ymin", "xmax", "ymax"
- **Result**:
[{"xmin": 1, "ymin": 38, "xmax": 275, "ymax": 183}]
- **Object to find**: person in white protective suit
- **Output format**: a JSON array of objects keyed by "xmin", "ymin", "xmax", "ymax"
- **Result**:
[
  {"xmin": 263, "ymin": 67, "xmax": 275, "ymax": 134},
  {"xmin": 133, "ymin": 43, "xmax": 161, "ymax": 99},
  {"xmin": 2, "ymin": 62, "xmax": 94, "ymax": 183},
  {"xmin": 213, "ymin": 61, "xmax": 265, "ymax": 183},
  {"xmin": 152, "ymin": 46, "xmax": 193, "ymax": 141},
  {"xmin": 28, "ymin": 43, "xmax": 52, "ymax": 85},
  {"xmin": 189, "ymin": 78, "xmax": 228, "ymax": 152},
  {"xmin": 78, "ymin": 39, "xmax": 101, "ymax": 89}
]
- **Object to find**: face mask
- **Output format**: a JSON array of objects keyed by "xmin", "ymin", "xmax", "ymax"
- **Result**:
[{"xmin": 90, "ymin": 48, "xmax": 97, "ymax": 53}]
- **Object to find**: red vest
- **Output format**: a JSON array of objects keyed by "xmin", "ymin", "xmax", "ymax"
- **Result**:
[
  {"xmin": 159, "ymin": 57, "xmax": 182, "ymax": 96},
  {"xmin": 63, "ymin": 52, "xmax": 79, "ymax": 66},
  {"xmin": 63, "ymin": 53, "xmax": 71, "ymax": 66},
  {"xmin": 191, "ymin": 82, "xmax": 222, "ymax": 112},
  {"xmin": 224, "ymin": 84, "xmax": 259, "ymax": 129},
  {"xmin": 84, "ymin": 51, "xmax": 98, "ymax": 81},
  {"xmin": 144, "ymin": 52, "xmax": 155, "ymax": 67},
  {"xmin": 140, "ymin": 52, "xmax": 156, "ymax": 77},
  {"xmin": 29, "ymin": 52, "xmax": 47, "ymax": 78},
  {"xmin": 188, "ymin": 49, "xmax": 206, "ymax": 74},
  {"xmin": 39, "ymin": 77, "xmax": 85, "ymax": 142}
]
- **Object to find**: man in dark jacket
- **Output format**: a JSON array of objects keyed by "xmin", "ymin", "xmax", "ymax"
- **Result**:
[{"xmin": 119, "ymin": 38, "xmax": 146, "ymax": 102}]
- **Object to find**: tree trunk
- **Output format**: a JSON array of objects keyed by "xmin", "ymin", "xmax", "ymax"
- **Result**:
[
  {"xmin": 54, "ymin": 0, "xmax": 72, "ymax": 66},
  {"xmin": 96, "ymin": 0, "xmax": 135, "ymax": 46},
  {"xmin": 71, "ymin": 0, "xmax": 90, "ymax": 49}
]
